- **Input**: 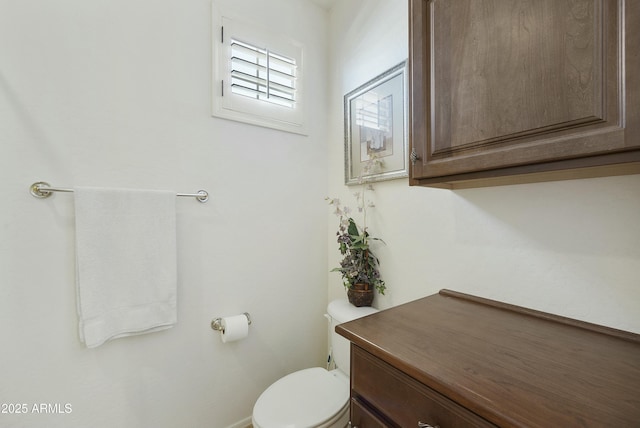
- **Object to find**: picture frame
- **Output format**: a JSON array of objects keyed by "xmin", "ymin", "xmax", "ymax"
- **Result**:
[{"xmin": 344, "ymin": 61, "xmax": 408, "ymax": 185}]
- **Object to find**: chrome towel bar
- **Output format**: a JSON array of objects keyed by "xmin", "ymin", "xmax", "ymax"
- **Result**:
[{"xmin": 30, "ymin": 181, "xmax": 209, "ymax": 203}]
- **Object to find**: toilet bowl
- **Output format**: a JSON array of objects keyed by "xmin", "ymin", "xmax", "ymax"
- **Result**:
[
  {"xmin": 251, "ymin": 300, "xmax": 378, "ymax": 428},
  {"xmin": 252, "ymin": 368, "xmax": 349, "ymax": 428}
]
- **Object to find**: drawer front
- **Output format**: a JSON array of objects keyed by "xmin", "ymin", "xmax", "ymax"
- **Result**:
[
  {"xmin": 352, "ymin": 346, "xmax": 496, "ymax": 428},
  {"xmin": 351, "ymin": 398, "xmax": 391, "ymax": 428}
]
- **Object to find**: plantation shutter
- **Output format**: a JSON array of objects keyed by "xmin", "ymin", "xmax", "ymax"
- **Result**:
[
  {"xmin": 212, "ymin": 12, "xmax": 306, "ymax": 134},
  {"xmin": 229, "ymin": 39, "xmax": 297, "ymax": 108}
]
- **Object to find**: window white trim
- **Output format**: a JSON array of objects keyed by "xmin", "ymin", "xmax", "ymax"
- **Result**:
[{"xmin": 211, "ymin": 5, "xmax": 307, "ymax": 135}]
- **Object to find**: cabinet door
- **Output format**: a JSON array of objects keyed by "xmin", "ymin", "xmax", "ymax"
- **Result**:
[{"xmin": 409, "ymin": 0, "xmax": 640, "ymax": 188}]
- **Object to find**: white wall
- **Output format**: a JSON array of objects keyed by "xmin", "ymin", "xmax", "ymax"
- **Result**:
[
  {"xmin": 327, "ymin": 0, "xmax": 640, "ymax": 333},
  {"xmin": 2, "ymin": 0, "xmax": 639, "ymax": 427},
  {"xmin": 0, "ymin": 1, "xmax": 328, "ymax": 427}
]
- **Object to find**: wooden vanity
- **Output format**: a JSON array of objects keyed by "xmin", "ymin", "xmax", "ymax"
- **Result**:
[{"xmin": 336, "ymin": 290, "xmax": 640, "ymax": 427}]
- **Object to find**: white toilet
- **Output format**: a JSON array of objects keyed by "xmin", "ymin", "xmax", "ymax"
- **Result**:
[{"xmin": 251, "ymin": 299, "xmax": 378, "ymax": 428}]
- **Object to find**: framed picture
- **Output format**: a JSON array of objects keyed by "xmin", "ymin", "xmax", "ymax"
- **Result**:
[{"xmin": 344, "ymin": 61, "xmax": 408, "ymax": 185}]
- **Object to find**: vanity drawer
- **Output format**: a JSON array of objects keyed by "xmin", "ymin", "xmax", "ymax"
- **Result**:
[
  {"xmin": 351, "ymin": 398, "xmax": 390, "ymax": 427},
  {"xmin": 351, "ymin": 345, "xmax": 496, "ymax": 428}
]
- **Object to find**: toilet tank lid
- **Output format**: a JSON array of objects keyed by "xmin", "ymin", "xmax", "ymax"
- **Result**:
[{"xmin": 327, "ymin": 299, "xmax": 378, "ymax": 323}]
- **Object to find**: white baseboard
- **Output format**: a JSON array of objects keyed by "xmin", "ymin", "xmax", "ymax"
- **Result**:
[{"xmin": 223, "ymin": 416, "xmax": 252, "ymax": 428}]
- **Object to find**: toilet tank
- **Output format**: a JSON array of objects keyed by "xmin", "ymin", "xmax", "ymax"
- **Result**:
[{"xmin": 327, "ymin": 299, "xmax": 378, "ymax": 376}]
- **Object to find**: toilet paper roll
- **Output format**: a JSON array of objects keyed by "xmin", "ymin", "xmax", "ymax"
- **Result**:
[{"xmin": 220, "ymin": 314, "xmax": 249, "ymax": 343}]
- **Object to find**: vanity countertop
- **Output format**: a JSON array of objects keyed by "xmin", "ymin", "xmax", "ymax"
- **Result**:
[{"xmin": 336, "ymin": 289, "xmax": 640, "ymax": 427}]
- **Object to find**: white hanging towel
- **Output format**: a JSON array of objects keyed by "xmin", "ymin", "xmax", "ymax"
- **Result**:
[{"xmin": 74, "ymin": 187, "xmax": 177, "ymax": 348}]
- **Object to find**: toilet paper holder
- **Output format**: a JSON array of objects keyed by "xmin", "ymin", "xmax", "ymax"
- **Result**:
[{"xmin": 211, "ymin": 312, "xmax": 252, "ymax": 332}]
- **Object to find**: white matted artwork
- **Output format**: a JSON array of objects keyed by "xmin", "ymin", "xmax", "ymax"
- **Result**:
[{"xmin": 344, "ymin": 61, "xmax": 408, "ymax": 185}]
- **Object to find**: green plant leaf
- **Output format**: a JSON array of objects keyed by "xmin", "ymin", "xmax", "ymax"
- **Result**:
[{"xmin": 347, "ymin": 218, "xmax": 359, "ymax": 236}]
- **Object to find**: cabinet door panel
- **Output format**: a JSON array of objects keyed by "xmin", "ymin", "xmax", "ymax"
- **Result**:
[{"xmin": 409, "ymin": 0, "xmax": 640, "ymax": 186}]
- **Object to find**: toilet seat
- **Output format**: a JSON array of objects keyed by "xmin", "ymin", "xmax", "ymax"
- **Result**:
[{"xmin": 252, "ymin": 367, "xmax": 349, "ymax": 428}]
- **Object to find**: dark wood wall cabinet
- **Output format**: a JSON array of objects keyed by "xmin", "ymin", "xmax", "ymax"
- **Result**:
[
  {"xmin": 336, "ymin": 290, "xmax": 640, "ymax": 427},
  {"xmin": 408, "ymin": 0, "xmax": 640, "ymax": 188}
]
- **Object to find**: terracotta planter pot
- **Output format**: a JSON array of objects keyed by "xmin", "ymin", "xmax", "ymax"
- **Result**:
[{"xmin": 348, "ymin": 283, "xmax": 374, "ymax": 307}]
